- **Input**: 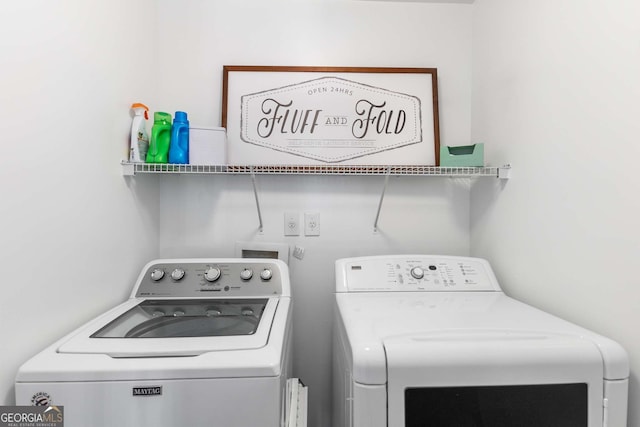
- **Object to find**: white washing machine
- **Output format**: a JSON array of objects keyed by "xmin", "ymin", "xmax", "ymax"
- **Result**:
[
  {"xmin": 332, "ymin": 255, "xmax": 629, "ymax": 427},
  {"xmin": 16, "ymin": 258, "xmax": 293, "ymax": 427}
]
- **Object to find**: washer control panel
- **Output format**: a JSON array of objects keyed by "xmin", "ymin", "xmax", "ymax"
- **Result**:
[
  {"xmin": 134, "ymin": 260, "xmax": 285, "ymax": 298},
  {"xmin": 336, "ymin": 255, "xmax": 501, "ymax": 292}
]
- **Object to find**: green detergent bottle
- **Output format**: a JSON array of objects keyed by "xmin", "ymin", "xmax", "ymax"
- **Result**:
[{"xmin": 146, "ymin": 112, "xmax": 172, "ymax": 163}]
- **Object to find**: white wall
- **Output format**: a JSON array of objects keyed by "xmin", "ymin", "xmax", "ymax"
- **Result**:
[
  {"xmin": 154, "ymin": 1, "xmax": 473, "ymax": 425},
  {"xmin": 11, "ymin": 2, "xmax": 633, "ymax": 426},
  {"xmin": 470, "ymin": 0, "xmax": 640, "ymax": 425},
  {"xmin": 0, "ymin": 0, "xmax": 160, "ymax": 405}
]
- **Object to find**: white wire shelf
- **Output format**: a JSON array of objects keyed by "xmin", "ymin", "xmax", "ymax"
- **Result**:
[
  {"xmin": 122, "ymin": 162, "xmax": 511, "ymax": 178},
  {"xmin": 121, "ymin": 161, "xmax": 511, "ymax": 232}
]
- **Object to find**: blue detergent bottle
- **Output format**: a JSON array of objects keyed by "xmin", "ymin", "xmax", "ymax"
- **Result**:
[{"xmin": 169, "ymin": 111, "xmax": 189, "ymax": 164}]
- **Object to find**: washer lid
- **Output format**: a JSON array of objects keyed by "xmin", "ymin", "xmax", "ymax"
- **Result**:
[
  {"xmin": 92, "ymin": 299, "xmax": 267, "ymax": 338},
  {"xmin": 57, "ymin": 298, "xmax": 280, "ymax": 357}
]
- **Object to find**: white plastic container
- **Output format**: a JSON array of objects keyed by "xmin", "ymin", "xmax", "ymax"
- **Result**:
[
  {"xmin": 188, "ymin": 127, "xmax": 227, "ymax": 165},
  {"xmin": 129, "ymin": 103, "xmax": 150, "ymax": 163}
]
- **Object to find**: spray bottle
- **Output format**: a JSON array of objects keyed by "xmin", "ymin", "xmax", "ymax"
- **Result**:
[
  {"xmin": 169, "ymin": 111, "xmax": 189, "ymax": 164},
  {"xmin": 129, "ymin": 103, "xmax": 149, "ymax": 162},
  {"xmin": 146, "ymin": 112, "xmax": 172, "ymax": 164}
]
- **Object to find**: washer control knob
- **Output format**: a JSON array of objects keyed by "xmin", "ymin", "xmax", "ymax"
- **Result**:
[
  {"xmin": 171, "ymin": 268, "xmax": 185, "ymax": 281},
  {"xmin": 150, "ymin": 269, "xmax": 165, "ymax": 281},
  {"xmin": 204, "ymin": 267, "xmax": 221, "ymax": 282},
  {"xmin": 260, "ymin": 268, "xmax": 273, "ymax": 281},
  {"xmin": 240, "ymin": 268, "xmax": 253, "ymax": 281},
  {"xmin": 410, "ymin": 267, "xmax": 425, "ymax": 280}
]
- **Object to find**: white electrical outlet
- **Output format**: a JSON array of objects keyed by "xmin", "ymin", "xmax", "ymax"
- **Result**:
[
  {"xmin": 304, "ymin": 212, "xmax": 320, "ymax": 236},
  {"xmin": 284, "ymin": 212, "xmax": 300, "ymax": 236}
]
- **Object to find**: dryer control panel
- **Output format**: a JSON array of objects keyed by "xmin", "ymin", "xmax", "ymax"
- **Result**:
[
  {"xmin": 133, "ymin": 258, "xmax": 290, "ymax": 298},
  {"xmin": 336, "ymin": 255, "xmax": 501, "ymax": 292}
]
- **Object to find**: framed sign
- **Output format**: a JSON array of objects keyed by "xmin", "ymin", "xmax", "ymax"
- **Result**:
[{"xmin": 222, "ymin": 66, "xmax": 440, "ymax": 165}]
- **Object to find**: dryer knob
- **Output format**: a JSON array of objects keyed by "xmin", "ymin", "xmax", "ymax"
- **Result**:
[
  {"xmin": 204, "ymin": 267, "xmax": 221, "ymax": 282},
  {"xmin": 171, "ymin": 268, "xmax": 185, "ymax": 281},
  {"xmin": 410, "ymin": 267, "xmax": 425, "ymax": 280},
  {"xmin": 150, "ymin": 269, "xmax": 165, "ymax": 281},
  {"xmin": 240, "ymin": 268, "xmax": 253, "ymax": 281},
  {"xmin": 260, "ymin": 268, "xmax": 273, "ymax": 281}
]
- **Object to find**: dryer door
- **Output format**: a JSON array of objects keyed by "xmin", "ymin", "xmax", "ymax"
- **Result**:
[{"xmin": 384, "ymin": 331, "xmax": 604, "ymax": 427}]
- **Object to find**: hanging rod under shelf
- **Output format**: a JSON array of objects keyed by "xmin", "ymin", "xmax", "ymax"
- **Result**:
[{"xmin": 122, "ymin": 162, "xmax": 511, "ymax": 178}]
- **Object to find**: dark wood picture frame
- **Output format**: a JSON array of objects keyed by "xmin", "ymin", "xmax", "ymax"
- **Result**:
[{"xmin": 222, "ymin": 66, "xmax": 441, "ymax": 165}]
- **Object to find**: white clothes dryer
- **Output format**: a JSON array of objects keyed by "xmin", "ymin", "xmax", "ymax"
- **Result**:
[
  {"xmin": 332, "ymin": 255, "xmax": 628, "ymax": 427},
  {"xmin": 16, "ymin": 258, "xmax": 293, "ymax": 427}
]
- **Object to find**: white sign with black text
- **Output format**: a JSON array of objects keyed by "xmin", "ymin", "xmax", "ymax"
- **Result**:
[{"xmin": 223, "ymin": 67, "xmax": 440, "ymax": 165}]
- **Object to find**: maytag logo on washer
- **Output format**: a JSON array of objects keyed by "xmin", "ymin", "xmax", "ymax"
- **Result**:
[{"xmin": 132, "ymin": 386, "xmax": 163, "ymax": 396}]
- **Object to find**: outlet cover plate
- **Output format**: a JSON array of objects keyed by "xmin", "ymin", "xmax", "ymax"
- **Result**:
[
  {"xmin": 284, "ymin": 212, "xmax": 300, "ymax": 236},
  {"xmin": 304, "ymin": 212, "xmax": 320, "ymax": 236}
]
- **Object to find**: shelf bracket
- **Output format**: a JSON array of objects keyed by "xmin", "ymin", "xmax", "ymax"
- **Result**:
[
  {"xmin": 498, "ymin": 164, "xmax": 512, "ymax": 179},
  {"xmin": 250, "ymin": 167, "xmax": 264, "ymax": 233},
  {"xmin": 373, "ymin": 166, "xmax": 392, "ymax": 232},
  {"xmin": 121, "ymin": 161, "xmax": 135, "ymax": 176}
]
